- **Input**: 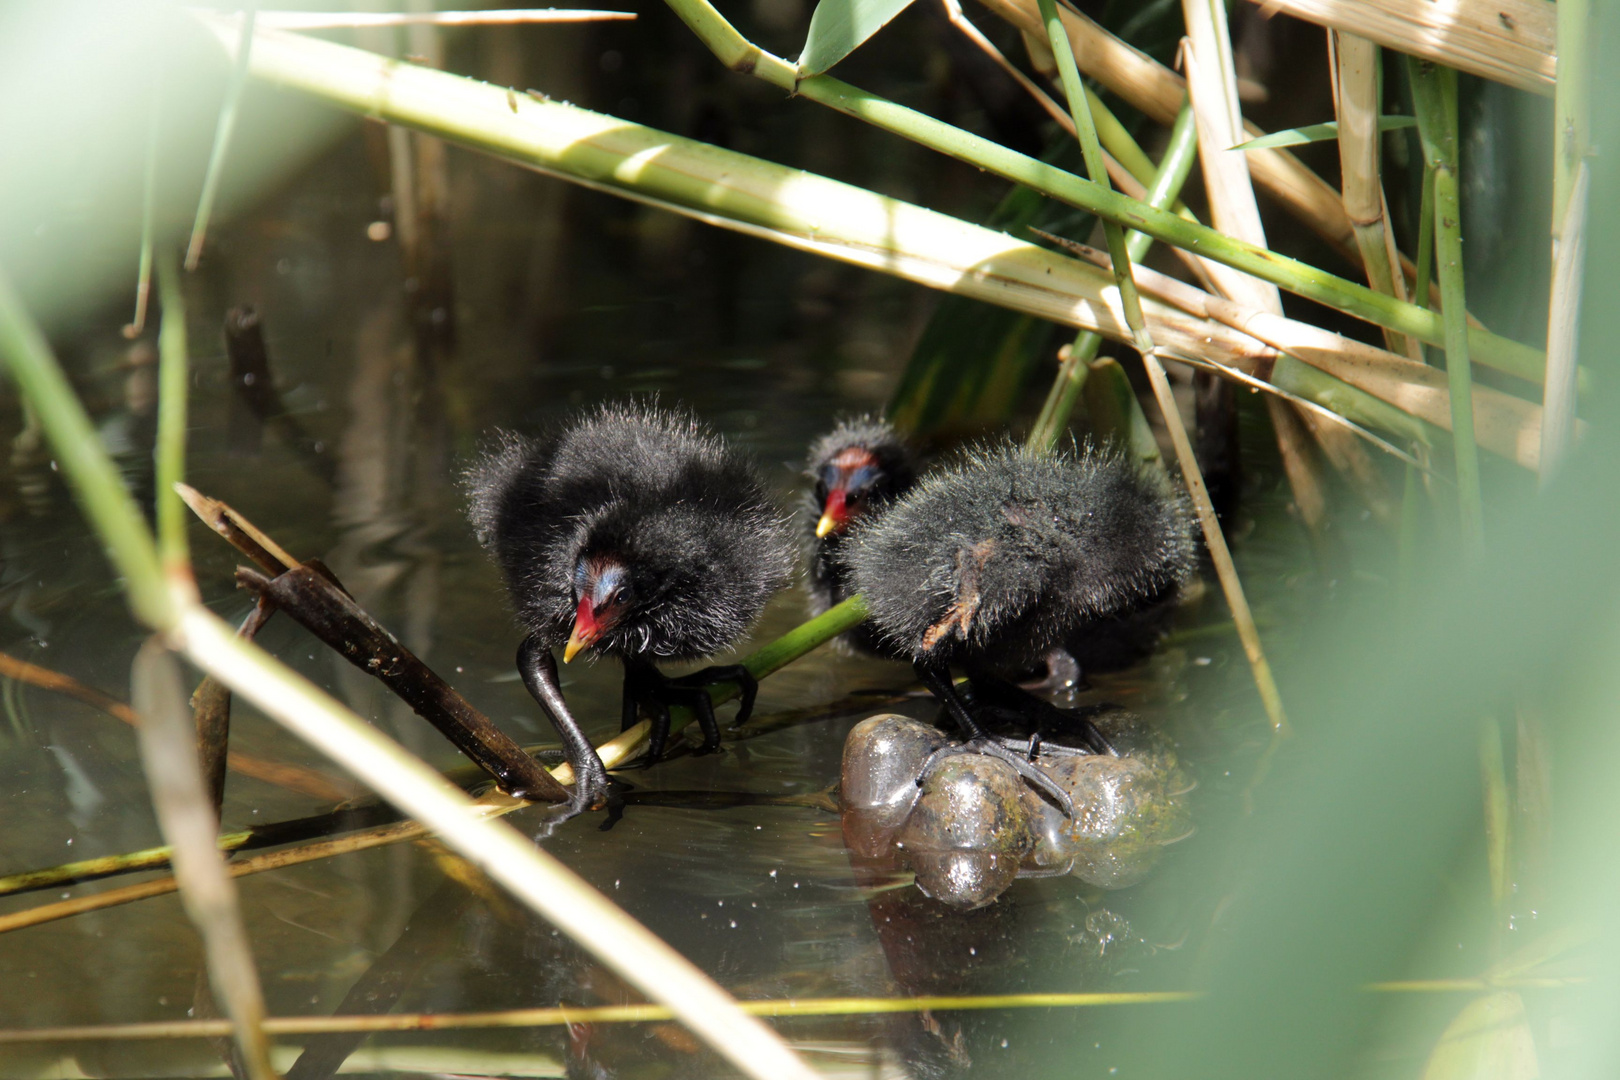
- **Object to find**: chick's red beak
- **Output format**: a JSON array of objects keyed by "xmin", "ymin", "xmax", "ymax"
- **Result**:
[
  {"xmin": 563, "ymin": 595, "xmax": 600, "ymax": 663},
  {"xmin": 816, "ymin": 488, "xmax": 850, "ymax": 539}
]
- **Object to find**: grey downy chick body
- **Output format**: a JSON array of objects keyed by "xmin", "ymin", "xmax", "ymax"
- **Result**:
[
  {"xmin": 843, "ymin": 442, "xmax": 1197, "ymax": 812},
  {"xmin": 803, "ymin": 416, "xmax": 918, "ymax": 656},
  {"xmin": 466, "ymin": 403, "xmax": 794, "ymax": 814}
]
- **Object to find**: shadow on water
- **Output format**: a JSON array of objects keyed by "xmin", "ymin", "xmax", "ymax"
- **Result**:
[{"xmin": 0, "ymin": 10, "xmax": 1351, "ymax": 1079}]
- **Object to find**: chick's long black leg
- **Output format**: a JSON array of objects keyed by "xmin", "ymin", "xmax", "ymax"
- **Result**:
[
  {"xmin": 625, "ymin": 663, "xmax": 729, "ymax": 757},
  {"xmin": 968, "ymin": 674, "xmax": 1116, "ymax": 757},
  {"xmin": 913, "ymin": 660, "xmax": 1075, "ymax": 817},
  {"xmin": 671, "ymin": 663, "xmax": 758, "ymax": 730},
  {"xmin": 623, "ymin": 659, "xmax": 673, "ymax": 764},
  {"xmin": 517, "ymin": 636, "xmax": 610, "ymax": 815}
]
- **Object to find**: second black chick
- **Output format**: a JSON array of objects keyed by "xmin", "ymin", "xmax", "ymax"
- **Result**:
[
  {"xmin": 467, "ymin": 404, "xmax": 794, "ymax": 815},
  {"xmin": 843, "ymin": 442, "xmax": 1197, "ymax": 812},
  {"xmin": 804, "ymin": 417, "xmax": 918, "ymax": 656}
]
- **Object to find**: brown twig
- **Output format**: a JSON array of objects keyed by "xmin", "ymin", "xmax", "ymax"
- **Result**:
[
  {"xmin": 181, "ymin": 485, "xmax": 568, "ymax": 802},
  {"xmin": 237, "ymin": 563, "xmax": 568, "ymax": 804},
  {"xmin": 176, "ymin": 482, "xmax": 299, "ymax": 574},
  {"xmin": 223, "ymin": 307, "xmax": 337, "ymax": 484},
  {"xmin": 194, "ymin": 596, "xmax": 278, "ymax": 813}
]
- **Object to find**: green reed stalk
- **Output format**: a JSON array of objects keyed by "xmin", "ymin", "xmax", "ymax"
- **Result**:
[
  {"xmin": 155, "ymin": 251, "xmax": 191, "ymax": 574},
  {"xmin": 1034, "ymin": 0, "xmax": 1149, "ymax": 350},
  {"xmin": 186, "ymin": 9, "xmax": 256, "ymax": 270},
  {"xmin": 651, "ymin": 0, "xmax": 1542, "ymax": 382},
  {"xmin": 1413, "ymin": 165, "xmax": 1434, "ymax": 319},
  {"xmin": 1028, "ymin": 103, "xmax": 1198, "ymax": 452},
  {"xmin": 1411, "ymin": 59, "xmax": 1484, "ymax": 561}
]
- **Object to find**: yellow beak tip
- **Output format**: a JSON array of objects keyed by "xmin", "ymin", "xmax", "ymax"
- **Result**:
[
  {"xmin": 815, "ymin": 515, "xmax": 838, "ymax": 539},
  {"xmin": 562, "ymin": 638, "xmax": 585, "ymax": 664}
]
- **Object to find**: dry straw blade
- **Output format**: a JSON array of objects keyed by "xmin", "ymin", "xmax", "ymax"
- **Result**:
[
  {"xmin": 1330, "ymin": 30, "xmax": 1420, "ymax": 360},
  {"xmin": 245, "ymin": 8, "xmax": 638, "ymax": 28},
  {"xmin": 1245, "ymin": 0, "xmax": 1555, "ymax": 95}
]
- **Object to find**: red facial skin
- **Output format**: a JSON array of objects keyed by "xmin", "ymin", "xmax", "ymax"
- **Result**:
[
  {"xmin": 563, "ymin": 558, "xmax": 629, "ymax": 662},
  {"xmin": 817, "ymin": 447, "xmax": 878, "ymax": 538}
]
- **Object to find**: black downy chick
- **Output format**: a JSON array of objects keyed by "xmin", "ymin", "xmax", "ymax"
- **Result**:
[
  {"xmin": 467, "ymin": 404, "xmax": 794, "ymax": 814},
  {"xmin": 804, "ymin": 417, "xmax": 918, "ymax": 656},
  {"xmin": 843, "ymin": 442, "xmax": 1197, "ymax": 813}
]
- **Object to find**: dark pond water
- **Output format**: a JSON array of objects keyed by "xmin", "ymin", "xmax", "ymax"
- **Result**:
[{"xmin": 0, "ymin": 14, "xmax": 1365, "ymax": 1078}]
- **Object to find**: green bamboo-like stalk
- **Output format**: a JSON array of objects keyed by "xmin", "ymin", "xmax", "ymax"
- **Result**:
[
  {"xmin": 154, "ymin": 251, "xmax": 191, "ymax": 574},
  {"xmin": 202, "ymin": 16, "xmax": 1549, "ymax": 451},
  {"xmin": 1411, "ymin": 59, "xmax": 1484, "ymax": 560},
  {"xmin": 1551, "ymin": 0, "xmax": 1589, "ymax": 233},
  {"xmin": 1028, "ymin": 102, "xmax": 1198, "ymax": 452},
  {"xmin": 642, "ymin": 0, "xmax": 1543, "ymax": 380},
  {"xmin": 1034, "ymin": 0, "xmax": 1149, "ymax": 352},
  {"xmin": 0, "ymin": 268, "xmax": 171, "ymax": 628},
  {"xmin": 795, "ymin": 76, "xmax": 1542, "ymax": 374}
]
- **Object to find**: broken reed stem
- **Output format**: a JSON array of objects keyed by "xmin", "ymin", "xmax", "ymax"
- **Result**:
[
  {"xmin": 0, "ymin": 798, "xmax": 407, "ymax": 901},
  {"xmin": 0, "ymin": 650, "xmax": 138, "ymax": 724},
  {"xmin": 186, "ymin": 9, "xmax": 255, "ymax": 271},
  {"xmin": 0, "ymin": 991, "xmax": 1202, "ymax": 1043},
  {"xmin": 131, "ymin": 640, "xmax": 276, "ymax": 1080},
  {"xmin": 127, "ymin": 88, "xmax": 161, "ymax": 338},
  {"xmin": 1411, "ymin": 59, "xmax": 1485, "ymax": 561},
  {"xmin": 176, "ymin": 481, "xmax": 299, "ymax": 574}
]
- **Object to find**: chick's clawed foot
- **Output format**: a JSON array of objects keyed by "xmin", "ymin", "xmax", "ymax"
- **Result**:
[
  {"xmin": 918, "ymin": 739, "xmax": 1075, "ymax": 818},
  {"xmin": 623, "ymin": 661, "xmax": 758, "ymax": 763}
]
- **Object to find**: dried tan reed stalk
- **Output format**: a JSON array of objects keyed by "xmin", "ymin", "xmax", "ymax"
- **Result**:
[{"xmin": 1248, "ymin": 0, "xmax": 1554, "ymax": 95}]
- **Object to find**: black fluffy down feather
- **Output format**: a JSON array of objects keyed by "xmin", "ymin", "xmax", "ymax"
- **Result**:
[
  {"xmin": 844, "ymin": 443, "xmax": 1196, "ymax": 670},
  {"xmin": 466, "ymin": 403, "xmax": 794, "ymax": 662},
  {"xmin": 803, "ymin": 416, "xmax": 917, "ymax": 654}
]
